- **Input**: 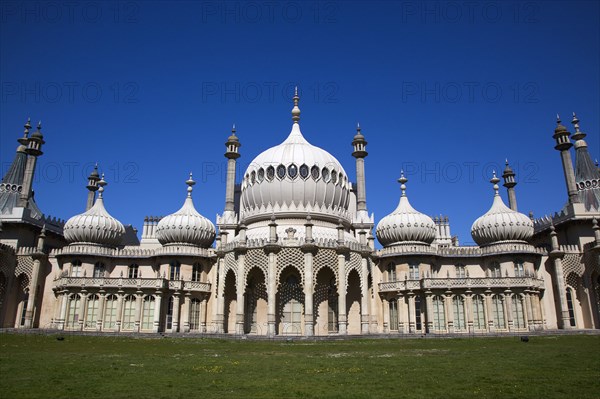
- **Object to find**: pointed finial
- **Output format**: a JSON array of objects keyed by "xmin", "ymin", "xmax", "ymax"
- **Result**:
[
  {"xmin": 292, "ymin": 87, "xmax": 300, "ymax": 123},
  {"xmin": 490, "ymin": 171, "xmax": 500, "ymax": 194},
  {"xmin": 595, "ymin": 159, "xmax": 599, "ymax": 168},
  {"xmin": 556, "ymin": 113, "xmax": 561, "ymax": 123},
  {"xmin": 505, "ymin": 158, "xmax": 509, "ymax": 166},
  {"xmin": 24, "ymin": 117, "xmax": 31, "ymax": 132},
  {"xmin": 398, "ymin": 170, "xmax": 408, "ymax": 196},
  {"xmin": 186, "ymin": 172, "xmax": 195, "ymax": 197},
  {"xmin": 571, "ymin": 112, "xmax": 581, "ymax": 132},
  {"xmin": 232, "ymin": 123, "xmax": 236, "ymax": 133},
  {"xmin": 37, "ymin": 121, "xmax": 42, "ymax": 130},
  {"xmin": 357, "ymin": 122, "xmax": 361, "ymax": 130},
  {"xmin": 97, "ymin": 173, "xmax": 107, "ymax": 197}
]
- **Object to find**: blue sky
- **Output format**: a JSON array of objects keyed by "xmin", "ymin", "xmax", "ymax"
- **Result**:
[{"xmin": 1, "ymin": 0, "xmax": 599, "ymax": 246}]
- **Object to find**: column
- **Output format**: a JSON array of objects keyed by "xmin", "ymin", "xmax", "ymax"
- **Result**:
[
  {"xmin": 337, "ymin": 253, "xmax": 347, "ymax": 334},
  {"xmin": 97, "ymin": 292, "xmax": 106, "ymax": 331},
  {"xmin": 397, "ymin": 294, "xmax": 405, "ymax": 334},
  {"xmin": 552, "ymin": 258, "xmax": 572, "ymax": 329},
  {"xmin": 267, "ymin": 251, "xmax": 277, "ymax": 336},
  {"xmin": 484, "ymin": 292, "xmax": 493, "ymax": 332},
  {"xmin": 23, "ymin": 258, "xmax": 42, "ymax": 328},
  {"xmin": 505, "ymin": 292, "xmax": 513, "ymax": 331},
  {"xmin": 115, "ymin": 292, "xmax": 124, "ymax": 332},
  {"xmin": 425, "ymin": 292, "xmax": 433, "ymax": 333},
  {"xmin": 303, "ymin": 247, "xmax": 315, "ymax": 336},
  {"xmin": 445, "ymin": 293, "xmax": 453, "ymax": 333},
  {"xmin": 360, "ymin": 257, "xmax": 370, "ymax": 334},
  {"xmin": 135, "ymin": 293, "xmax": 143, "ymax": 332},
  {"xmin": 78, "ymin": 291, "xmax": 87, "ymax": 331},
  {"xmin": 172, "ymin": 294, "xmax": 180, "ymax": 332},
  {"xmin": 201, "ymin": 296, "xmax": 207, "ymax": 333},
  {"xmin": 58, "ymin": 291, "xmax": 69, "ymax": 330},
  {"xmin": 182, "ymin": 293, "xmax": 191, "ymax": 333},
  {"xmin": 215, "ymin": 258, "xmax": 225, "ymax": 333},
  {"xmin": 235, "ymin": 252, "xmax": 246, "ymax": 335},
  {"xmin": 153, "ymin": 293, "xmax": 162, "ymax": 333},
  {"xmin": 382, "ymin": 297, "xmax": 389, "ymax": 333},
  {"xmin": 465, "ymin": 293, "xmax": 473, "ymax": 333},
  {"xmin": 407, "ymin": 294, "xmax": 416, "ymax": 333},
  {"xmin": 525, "ymin": 292, "xmax": 534, "ymax": 331}
]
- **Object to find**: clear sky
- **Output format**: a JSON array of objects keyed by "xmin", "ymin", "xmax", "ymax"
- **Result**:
[{"xmin": 1, "ymin": 0, "xmax": 599, "ymax": 246}]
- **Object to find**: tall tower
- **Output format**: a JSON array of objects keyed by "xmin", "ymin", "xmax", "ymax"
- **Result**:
[
  {"xmin": 352, "ymin": 123, "xmax": 374, "ymax": 234},
  {"xmin": 502, "ymin": 160, "xmax": 518, "ymax": 211},
  {"xmin": 86, "ymin": 164, "xmax": 101, "ymax": 211},
  {"xmin": 553, "ymin": 115, "xmax": 578, "ymax": 204},
  {"xmin": 221, "ymin": 124, "xmax": 241, "ymax": 228},
  {"xmin": 18, "ymin": 121, "xmax": 44, "ymax": 208},
  {"xmin": 570, "ymin": 113, "xmax": 600, "ymax": 211}
]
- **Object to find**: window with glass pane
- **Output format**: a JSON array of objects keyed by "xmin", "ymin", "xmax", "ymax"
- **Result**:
[
  {"xmin": 85, "ymin": 294, "xmax": 99, "ymax": 328},
  {"xmin": 19, "ymin": 292, "xmax": 28, "ymax": 326},
  {"xmin": 389, "ymin": 299, "xmax": 398, "ymax": 331},
  {"xmin": 190, "ymin": 298, "xmax": 202, "ymax": 330},
  {"xmin": 103, "ymin": 295, "xmax": 118, "ymax": 329},
  {"xmin": 170, "ymin": 261, "xmax": 180, "ymax": 280},
  {"xmin": 566, "ymin": 288, "xmax": 576, "ymax": 327},
  {"xmin": 453, "ymin": 296, "xmax": 466, "ymax": 330},
  {"xmin": 128, "ymin": 264, "xmax": 139, "ymax": 279},
  {"xmin": 514, "ymin": 261, "xmax": 524, "ymax": 277},
  {"xmin": 66, "ymin": 294, "xmax": 81, "ymax": 328},
  {"xmin": 490, "ymin": 262, "xmax": 501, "ymax": 278},
  {"xmin": 409, "ymin": 264, "xmax": 419, "ymax": 280},
  {"xmin": 455, "ymin": 264, "xmax": 466, "ymax": 278},
  {"xmin": 328, "ymin": 295, "xmax": 338, "ymax": 332},
  {"xmin": 71, "ymin": 260, "xmax": 82, "ymax": 277},
  {"xmin": 387, "ymin": 263, "xmax": 396, "ymax": 282},
  {"xmin": 93, "ymin": 262, "xmax": 105, "ymax": 278},
  {"xmin": 492, "ymin": 295, "xmax": 506, "ymax": 329},
  {"xmin": 415, "ymin": 296, "xmax": 422, "ymax": 331},
  {"xmin": 192, "ymin": 263, "xmax": 201, "ymax": 282},
  {"xmin": 276, "ymin": 164, "xmax": 286, "ymax": 179},
  {"xmin": 511, "ymin": 295, "xmax": 526, "ymax": 328},
  {"xmin": 122, "ymin": 295, "xmax": 136, "ymax": 330},
  {"xmin": 432, "ymin": 295, "xmax": 446, "ymax": 331},
  {"xmin": 166, "ymin": 296, "xmax": 174, "ymax": 330},
  {"xmin": 142, "ymin": 296, "xmax": 155, "ymax": 330},
  {"xmin": 472, "ymin": 295, "xmax": 486, "ymax": 330}
]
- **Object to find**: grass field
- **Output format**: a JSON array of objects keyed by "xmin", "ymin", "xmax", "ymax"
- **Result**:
[{"xmin": 1, "ymin": 333, "xmax": 598, "ymax": 399}]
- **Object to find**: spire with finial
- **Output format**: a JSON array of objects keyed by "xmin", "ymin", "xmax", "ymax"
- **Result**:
[
  {"xmin": 186, "ymin": 172, "xmax": 195, "ymax": 197},
  {"xmin": 491, "ymin": 171, "xmax": 500, "ymax": 195},
  {"xmin": 398, "ymin": 170, "xmax": 408, "ymax": 197},
  {"xmin": 571, "ymin": 112, "xmax": 586, "ymax": 142},
  {"xmin": 97, "ymin": 173, "xmax": 107, "ymax": 198},
  {"xmin": 291, "ymin": 86, "xmax": 301, "ymax": 123},
  {"xmin": 502, "ymin": 160, "xmax": 518, "ymax": 210},
  {"xmin": 19, "ymin": 118, "xmax": 32, "ymax": 145}
]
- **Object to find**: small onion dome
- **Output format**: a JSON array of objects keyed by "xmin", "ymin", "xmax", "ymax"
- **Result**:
[
  {"xmin": 376, "ymin": 172, "xmax": 436, "ymax": 246},
  {"xmin": 471, "ymin": 172, "xmax": 533, "ymax": 246},
  {"xmin": 156, "ymin": 173, "xmax": 216, "ymax": 248},
  {"xmin": 63, "ymin": 180, "xmax": 125, "ymax": 246}
]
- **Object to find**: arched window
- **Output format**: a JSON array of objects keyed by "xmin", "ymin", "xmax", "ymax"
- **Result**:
[
  {"xmin": 170, "ymin": 261, "xmax": 180, "ymax": 280},
  {"xmin": 492, "ymin": 295, "xmax": 506, "ymax": 329},
  {"xmin": 122, "ymin": 295, "xmax": 136, "ymax": 330},
  {"xmin": 276, "ymin": 164, "xmax": 286, "ymax": 179},
  {"xmin": 266, "ymin": 166, "xmax": 275, "ymax": 181},
  {"xmin": 141, "ymin": 296, "xmax": 155, "ymax": 330},
  {"xmin": 472, "ymin": 294, "xmax": 486, "ymax": 330},
  {"xmin": 432, "ymin": 295, "xmax": 446, "ymax": 331},
  {"xmin": 453, "ymin": 296, "xmax": 466, "ymax": 331},
  {"xmin": 511, "ymin": 295, "xmax": 526, "ymax": 329},
  {"xmin": 190, "ymin": 298, "xmax": 202, "ymax": 331},
  {"xmin": 103, "ymin": 295, "xmax": 118, "ymax": 330},
  {"xmin": 128, "ymin": 264, "xmax": 139, "ymax": 279},
  {"xmin": 288, "ymin": 164, "xmax": 298, "ymax": 179},
  {"xmin": 321, "ymin": 168, "xmax": 330, "ymax": 183},
  {"xmin": 387, "ymin": 263, "xmax": 396, "ymax": 282},
  {"xmin": 66, "ymin": 294, "xmax": 81, "ymax": 328},
  {"xmin": 299, "ymin": 164, "xmax": 309, "ymax": 179},
  {"xmin": 311, "ymin": 165, "xmax": 320, "ymax": 180},
  {"xmin": 566, "ymin": 288, "xmax": 576, "ymax": 327},
  {"xmin": 328, "ymin": 278, "xmax": 338, "ymax": 333},
  {"xmin": 93, "ymin": 262, "xmax": 105, "ymax": 278},
  {"xmin": 257, "ymin": 168, "xmax": 265, "ymax": 182},
  {"xmin": 192, "ymin": 263, "xmax": 201, "ymax": 282},
  {"xmin": 85, "ymin": 294, "xmax": 99, "ymax": 328},
  {"xmin": 389, "ymin": 298, "xmax": 398, "ymax": 331},
  {"xmin": 71, "ymin": 260, "xmax": 82, "ymax": 277},
  {"xmin": 514, "ymin": 261, "xmax": 524, "ymax": 277},
  {"xmin": 166, "ymin": 296, "xmax": 174, "ymax": 330}
]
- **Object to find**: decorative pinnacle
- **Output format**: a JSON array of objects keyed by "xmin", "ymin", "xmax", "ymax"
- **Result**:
[
  {"xmin": 24, "ymin": 118, "xmax": 31, "ymax": 134},
  {"xmin": 595, "ymin": 159, "xmax": 599, "ymax": 168},
  {"xmin": 571, "ymin": 112, "xmax": 581, "ymax": 132},
  {"xmin": 292, "ymin": 86, "xmax": 300, "ymax": 123},
  {"xmin": 398, "ymin": 170, "xmax": 408, "ymax": 196},
  {"xmin": 357, "ymin": 122, "xmax": 361, "ymax": 131},
  {"xmin": 232, "ymin": 124, "xmax": 236, "ymax": 134},
  {"xmin": 37, "ymin": 121, "xmax": 42, "ymax": 130},
  {"xmin": 186, "ymin": 172, "xmax": 195, "ymax": 197},
  {"xmin": 97, "ymin": 174, "xmax": 106, "ymax": 197},
  {"xmin": 490, "ymin": 171, "xmax": 500, "ymax": 194},
  {"xmin": 556, "ymin": 114, "xmax": 561, "ymax": 123}
]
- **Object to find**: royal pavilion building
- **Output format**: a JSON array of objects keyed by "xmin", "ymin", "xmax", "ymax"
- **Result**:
[{"xmin": 1, "ymin": 94, "xmax": 599, "ymax": 336}]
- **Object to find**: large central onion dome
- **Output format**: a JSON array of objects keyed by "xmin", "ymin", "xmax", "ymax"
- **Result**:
[
  {"xmin": 376, "ymin": 173, "xmax": 437, "ymax": 246},
  {"xmin": 240, "ymin": 89, "xmax": 351, "ymax": 224},
  {"xmin": 471, "ymin": 172, "xmax": 533, "ymax": 246},
  {"xmin": 63, "ymin": 178, "xmax": 125, "ymax": 247},
  {"xmin": 156, "ymin": 174, "xmax": 216, "ymax": 248}
]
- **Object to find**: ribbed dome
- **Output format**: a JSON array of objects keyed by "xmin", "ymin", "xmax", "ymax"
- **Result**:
[
  {"xmin": 156, "ymin": 175, "xmax": 216, "ymax": 248},
  {"xmin": 240, "ymin": 92, "xmax": 351, "ymax": 223},
  {"xmin": 471, "ymin": 174, "xmax": 533, "ymax": 246},
  {"xmin": 376, "ymin": 174, "xmax": 436, "ymax": 246},
  {"xmin": 64, "ymin": 185, "xmax": 125, "ymax": 247}
]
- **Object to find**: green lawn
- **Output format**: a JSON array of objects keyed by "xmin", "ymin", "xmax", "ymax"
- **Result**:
[{"xmin": 0, "ymin": 333, "xmax": 598, "ymax": 399}]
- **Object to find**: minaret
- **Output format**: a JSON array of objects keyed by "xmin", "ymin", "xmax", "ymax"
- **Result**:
[
  {"xmin": 352, "ymin": 123, "xmax": 368, "ymax": 213},
  {"xmin": 223, "ymin": 124, "xmax": 241, "ymax": 223},
  {"xmin": 18, "ymin": 120, "xmax": 45, "ymax": 207},
  {"xmin": 502, "ymin": 159, "xmax": 518, "ymax": 211},
  {"xmin": 86, "ymin": 164, "xmax": 101, "ymax": 211},
  {"xmin": 553, "ymin": 115, "xmax": 578, "ymax": 204},
  {"xmin": 571, "ymin": 113, "xmax": 600, "ymax": 210}
]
